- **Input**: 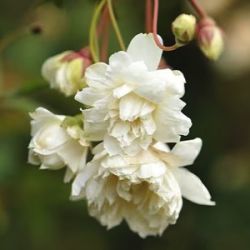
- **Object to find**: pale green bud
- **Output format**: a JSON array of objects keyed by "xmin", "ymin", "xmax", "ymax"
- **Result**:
[
  {"xmin": 172, "ymin": 14, "xmax": 196, "ymax": 44},
  {"xmin": 197, "ymin": 18, "xmax": 224, "ymax": 60}
]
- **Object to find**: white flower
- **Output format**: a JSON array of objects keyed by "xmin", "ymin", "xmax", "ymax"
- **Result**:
[
  {"xmin": 75, "ymin": 33, "xmax": 192, "ymax": 155},
  {"xmin": 28, "ymin": 107, "xmax": 89, "ymax": 182},
  {"xmin": 71, "ymin": 138, "xmax": 214, "ymax": 238},
  {"xmin": 42, "ymin": 49, "xmax": 91, "ymax": 96}
]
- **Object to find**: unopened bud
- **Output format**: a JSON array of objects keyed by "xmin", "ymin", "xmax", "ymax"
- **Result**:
[
  {"xmin": 172, "ymin": 14, "xmax": 196, "ymax": 45},
  {"xmin": 197, "ymin": 18, "xmax": 224, "ymax": 60},
  {"xmin": 42, "ymin": 47, "xmax": 92, "ymax": 96}
]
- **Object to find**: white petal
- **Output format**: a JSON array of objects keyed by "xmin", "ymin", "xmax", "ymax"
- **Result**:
[
  {"xmin": 172, "ymin": 168, "xmax": 215, "ymax": 206},
  {"xmin": 172, "ymin": 138, "xmax": 202, "ymax": 167},
  {"xmin": 71, "ymin": 163, "xmax": 98, "ymax": 198},
  {"xmin": 127, "ymin": 33, "xmax": 162, "ymax": 71},
  {"xmin": 55, "ymin": 64, "xmax": 71, "ymax": 94},
  {"xmin": 109, "ymin": 120, "xmax": 130, "ymax": 139},
  {"xmin": 154, "ymin": 103, "xmax": 192, "ymax": 143},
  {"xmin": 103, "ymin": 134, "xmax": 123, "ymax": 156},
  {"xmin": 109, "ymin": 51, "xmax": 132, "ymax": 69},
  {"xmin": 113, "ymin": 84, "xmax": 134, "ymax": 98},
  {"xmin": 63, "ymin": 168, "xmax": 74, "ymax": 183},
  {"xmin": 34, "ymin": 125, "xmax": 69, "ymax": 152},
  {"xmin": 85, "ymin": 63, "xmax": 112, "ymax": 89},
  {"xmin": 30, "ymin": 107, "xmax": 64, "ymax": 136},
  {"xmin": 41, "ymin": 51, "xmax": 70, "ymax": 84},
  {"xmin": 119, "ymin": 94, "xmax": 154, "ymax": 121},
  {"xmin": 39, "ymin": 154, "xmax": 64, "ymax": 169},
  {"xmin": 138, "ymin": 161, "xmax": 166, "ymax": 178},
  {"xmin": 149, "ymin": 69, "xmax": 186, "ymax": 97},
  {"xmin": 84, "ymin": 107, "xmax": 107, "ymax": 123},
  {"xmin": 141, "ymin": 114, "xmax": 156, "ymax": 135},
  {"xmin": 133, "ymin": 75, "xmax": 166, "ymax": 103},
  {"xmin": 75, "ymin": 87, "xmax": 108, "ymax": 105},
  {"xmin": 152, "ymin": 142, "xmax": 170, "ymax": 153},
  {"xmin": 57, "ymin": 140, "xmax": 88, "ymax": 174}
]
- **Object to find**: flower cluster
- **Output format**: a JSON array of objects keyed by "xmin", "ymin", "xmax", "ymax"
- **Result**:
[{"xmin": 28, "ymin": 33, "xmax": 214, "ymax": 237}]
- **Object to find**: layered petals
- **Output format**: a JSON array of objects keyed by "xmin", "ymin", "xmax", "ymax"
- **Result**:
[
  {"xmin": 71, "ymin": 139, "xmax": 214, "ymax": 237},
  {"xmin": 75, "ymin": 33, "xmax": 191, "ymax": 153},
  {"xmin": 28, "ymin": 107, "xmax": 89, "ymax": 182},
  {"xmin": 72, "ymin": 143, "xmax": 182, "ymax": 237}
]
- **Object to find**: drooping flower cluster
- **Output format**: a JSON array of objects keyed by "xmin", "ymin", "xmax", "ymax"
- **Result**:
[{"xmin": 28, "ymin": 33, "xmax": 214, "ymax": 238}]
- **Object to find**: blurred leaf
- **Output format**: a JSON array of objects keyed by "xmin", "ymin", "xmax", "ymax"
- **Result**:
[
  {"xmin": 3, "ymin": 97, "xmax": 41, "ymax": 113},
  {"xmin": 42, "ymin": 0, "xmax": 66, "ymax": 8}
]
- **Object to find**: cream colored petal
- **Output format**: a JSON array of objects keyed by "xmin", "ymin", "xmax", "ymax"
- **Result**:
[
  {"xmin": 152, "ymin": 141, "xmax": 170, "ymax": 153},
  {"xmin": 109, "ymin": 51, "xmax": 132, "ymax": 69},
  {"xmin": 149, "ymin": 69, "xmax": 186, "ymax": 97},
  {"xmin": 172, "ymin": 167, "xmax": 215, "ymax": 206},
  {"xmin": 141, "ymin": 114, "xmax": 156, "ymax": 135},
  {"xmin": 119, "ymin": 94, "xmax": 154, "ymax": 121},
  {"xmin": 75, "ymin": 87, "xmax": 108, "ymax": 105},
  {"xmin": 172, "ymin": 138, "xmax": 202, "ymax": 167},
  {"xmin": 85, "ymin": 62, "xmax": 111, "ymax": 88},
  {"xmin": 41, "ymin": 51, "xmax": 70, "ymax": 84},
  {"xmin": 30, "ymin": 107, "xmax": 64, "ymax": 136},
  {"xmin": 31, "ymin": 125, "xmax": 69, "ymax": 155},
  {"xmin": 127, "ymin": 33, "xmax": 162, "ymax": 71},
  {"xmin": 84, "ymin": 107, "xmax": 107, "ymax": 123},
  {"xmin": 154, "ymin": 104, "xmax": 192, "ymax": 143},
  {"xmin": 71, "ymin": 163, "xmax": 98, "ymax": 198},
  {"xmin": 57, "ymin": 140, "xmax": 88, "ymax": 174},
  {"xmin": 39, "ymin": 154, "xmax": 64, "ymax": 169},
  {"xmin": 133, "ymin": 77, "xmax": 166, "ymax": 103},
  {"xmin": 113, "ymin": 84, "xmax": 134, "ymax": 98},
  {"xmin": 63, "ymin": 168, "xmax": 74, "ymax": 183},
  {"xmin": 138, "ymin": 161, "xmax": 166, "ymax": 178},
  {"xmin": 103, "ymin": 134, "xmax": 123, "ymax": 156}
]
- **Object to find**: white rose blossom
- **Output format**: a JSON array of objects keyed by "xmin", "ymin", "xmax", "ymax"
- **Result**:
[
  {"xmin": 75, "ymin": 33, "xmax": 192, "ymax": 156},
  {"xmin": 42, "ymin": 49, "xmax": 91, "ymax": 96},
  {"xmin": 28, "ymin": 107, "xmax": 89, "ymax": 182},
  {"xmin": 71, "ymin": 138, "xmax": 214, "ymax": 238}
]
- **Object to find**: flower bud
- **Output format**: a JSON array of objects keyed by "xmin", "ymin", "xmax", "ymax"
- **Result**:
[
  {"xmin": 197, "ymin": 18, "xmax": 224, "ymax": 60},
  {"xmin": 42, "ymin": 48, "xmax": 92, "ymax": 96},
  {"xmin": 172, "ymin": 14, "xmax": 196, "ymax": 45}
]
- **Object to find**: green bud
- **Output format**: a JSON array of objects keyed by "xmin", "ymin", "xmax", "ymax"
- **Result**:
[{"xmin": 172, "ymin": 14, "xmax": 196, "ymax": 45}]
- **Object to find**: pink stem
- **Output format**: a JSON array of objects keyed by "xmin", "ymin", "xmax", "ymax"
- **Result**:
[
  {"xmin": 152, "ymin": 0, "xmax": 177, "ymax": 52},
  {"xmin": 145, "ymin": 0, "xmax": 153, "ymax": 33},
  {"xmin": 188, "ymin": 0, "xmax": 207, "ymax": 18}
]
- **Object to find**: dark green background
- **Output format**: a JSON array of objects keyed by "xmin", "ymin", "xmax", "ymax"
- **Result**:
[{"xmin": 0, "ymin": 0, "xmax": 250, "ymax": 249}]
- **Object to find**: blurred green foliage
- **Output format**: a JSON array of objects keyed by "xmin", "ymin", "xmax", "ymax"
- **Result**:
[{"xmin": 0, "ymin": 0, "xmax": 250, "ymax": 249}]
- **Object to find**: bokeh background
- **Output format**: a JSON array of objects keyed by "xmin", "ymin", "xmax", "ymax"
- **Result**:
[{"xmin": 1, "ymin": 0, "xmax": 250, "ymax": 249}]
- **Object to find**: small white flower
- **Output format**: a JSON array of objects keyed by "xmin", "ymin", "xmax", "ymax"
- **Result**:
[
  {"xmin": 28, "ymin": 107, "xmax": 89, "ymax": 182},
  {"xmin": 42, "ymin": 49, "xmax": 92, "ymax": 96},
  {"xmin": 75, "ymin": 33, "xmax": 192, "ymax": 155},
  {"xmin": 71, "ymin": 138, "xmax": 214, "ymax": 238}
]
